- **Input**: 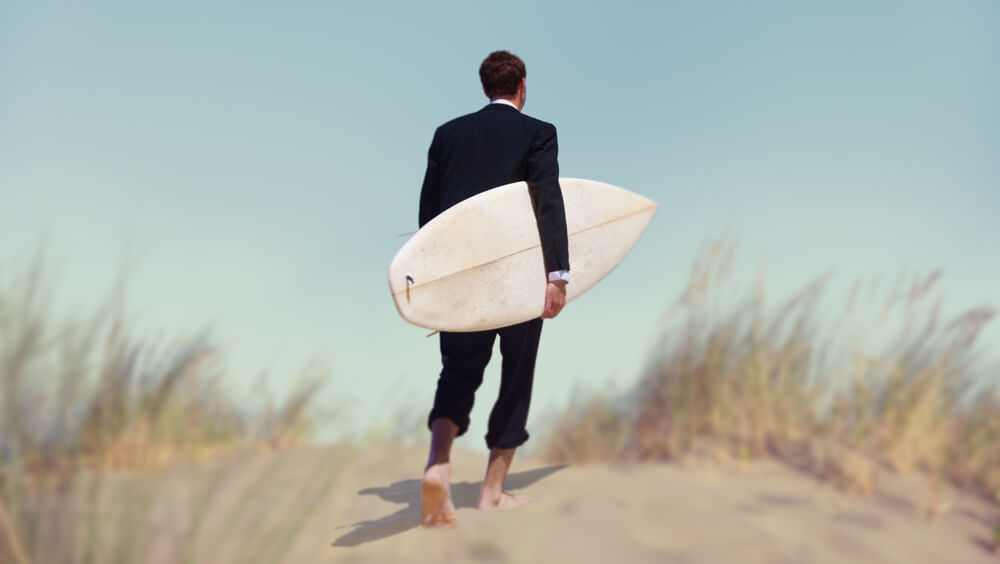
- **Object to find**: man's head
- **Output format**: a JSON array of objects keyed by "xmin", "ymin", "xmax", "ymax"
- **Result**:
[{"xmin": 479, "ymin": 50, "xmax": 526, "ymax": 109}]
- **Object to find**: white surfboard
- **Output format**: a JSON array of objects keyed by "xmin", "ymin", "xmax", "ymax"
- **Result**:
[{"xmin": 388, "ymin": 178, "xmax": 658, "ymax": 332}]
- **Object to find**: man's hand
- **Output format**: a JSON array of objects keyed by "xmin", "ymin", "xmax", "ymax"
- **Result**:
[{"xmin": 542, "ymin": 280, "xmax": 567, "ymax": 319}]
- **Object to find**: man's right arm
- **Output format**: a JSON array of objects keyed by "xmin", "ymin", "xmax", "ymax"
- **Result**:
[
  {"xmin": 526, "ymin": 122, "xmax": 570, "ymax": 274},
  {"xmin": 527, "ymin": 122, "xmax": 570, "ymax": 319},
  {"xmin": 418, "ymin": 130, "xmax": 441, "ymax": 229}
]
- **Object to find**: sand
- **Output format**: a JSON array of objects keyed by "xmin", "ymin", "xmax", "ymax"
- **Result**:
[
  {"xmin": 25, "ymin": 444, "xmax": 999, "ymax": 563},
  {"xmin": 319, "ymin": 445, "xmax": 998, "ymax": 563}
]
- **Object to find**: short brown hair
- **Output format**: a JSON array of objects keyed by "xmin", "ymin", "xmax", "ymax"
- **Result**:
[{"xmin": 479, "ymin": 51, "xmax": 526, "ymax": 99}]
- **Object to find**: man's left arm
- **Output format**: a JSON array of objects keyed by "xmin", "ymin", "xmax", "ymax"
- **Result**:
[{"xmin": 418, "ymin": 129, "xmax": 442, "ymax": 229}]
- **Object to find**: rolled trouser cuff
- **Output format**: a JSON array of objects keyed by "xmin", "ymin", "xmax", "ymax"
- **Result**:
[{"xmin": 486, "ymin": 429, "xmax": 529, "ymax": 450}]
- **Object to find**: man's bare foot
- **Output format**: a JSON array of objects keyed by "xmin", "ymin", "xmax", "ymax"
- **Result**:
[
  {"xmin": 421, "ymin": 463, "xmax": 457, "ymax": 528},
  {"xmin": 475, "ymin": 491, "xmax": 532, "ymax": 511}
]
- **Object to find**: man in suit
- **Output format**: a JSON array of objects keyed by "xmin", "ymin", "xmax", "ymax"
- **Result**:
[{"xmin": 418, "ymin": 50, "xmax": 570, "ymax": 528}]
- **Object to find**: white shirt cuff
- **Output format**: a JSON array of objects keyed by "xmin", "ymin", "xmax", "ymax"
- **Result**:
[{"xmin": 548, "ymin": 270, "xmax": 570, "ymax": 283}]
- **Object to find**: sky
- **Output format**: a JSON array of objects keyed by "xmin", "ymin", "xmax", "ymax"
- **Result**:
[{"xmin": 2, "ymin": 1, "xmax": 997, "ymax": 452}]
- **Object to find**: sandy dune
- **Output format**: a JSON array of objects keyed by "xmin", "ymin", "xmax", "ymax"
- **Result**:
[
  {"xmin": 39, "ymin": 444, "xmax": 999, "ymax": 563},
  {"xmin": 315, "ymin": 445, "xmax": 998, "ymax": 563}
]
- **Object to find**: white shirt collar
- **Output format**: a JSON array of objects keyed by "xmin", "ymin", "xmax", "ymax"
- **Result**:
[{"xmin": 489, "ymin": 98, "xmax": 519, "ymax": 111}]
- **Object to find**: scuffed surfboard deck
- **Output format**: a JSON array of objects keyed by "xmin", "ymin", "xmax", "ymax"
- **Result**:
[{"xmin": 388, "ymin": 178, "xmax": 658, "ymax": 332}]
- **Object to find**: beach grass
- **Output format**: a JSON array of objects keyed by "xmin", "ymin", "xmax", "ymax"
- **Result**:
[
  {"xmin": 542, "ymin": 234, "xmax": 999, "ymax": 510},
  {"xmin": 0, "ymin": 251, "xmax": 336, "ymax": 564}
]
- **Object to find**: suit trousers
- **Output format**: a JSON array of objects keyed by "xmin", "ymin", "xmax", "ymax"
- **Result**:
[{"xmin": 427, "ymin": 318, "xmax": 543, "ymax": 449}]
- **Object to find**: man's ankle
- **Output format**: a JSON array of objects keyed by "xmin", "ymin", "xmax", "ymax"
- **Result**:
[{"xmin": 479, "ymin": 485, "xmax": 501, "ymax": 500}]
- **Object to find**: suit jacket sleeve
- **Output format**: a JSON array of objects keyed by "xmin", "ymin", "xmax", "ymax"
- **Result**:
[
  {"xmin": 418, "ymin": 129, "xmax": 441, "ymax": 229},
  {"xmin": 526, "ymin": 123, "xmax": 570, "ymax": 273}
]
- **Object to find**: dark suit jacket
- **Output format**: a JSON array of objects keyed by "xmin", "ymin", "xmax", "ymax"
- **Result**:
[{"xmin": 418, "ymin": 103, "xmax": 570, "ymax": 274}]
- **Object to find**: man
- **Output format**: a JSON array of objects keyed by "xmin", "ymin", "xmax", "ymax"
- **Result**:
[{"xmin": 418, "ymin": 50, "xmax": 570, "ymax": 528}]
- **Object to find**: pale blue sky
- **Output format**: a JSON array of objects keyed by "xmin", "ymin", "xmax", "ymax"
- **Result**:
[{"xmin": 2, "ymin": 1, "xmax": 997, "ymax": 450}]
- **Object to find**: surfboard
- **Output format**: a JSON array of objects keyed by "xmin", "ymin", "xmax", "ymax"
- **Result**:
[{"xmin": 388, "ymin": 178, "xmax": 658, "ymax": 332}]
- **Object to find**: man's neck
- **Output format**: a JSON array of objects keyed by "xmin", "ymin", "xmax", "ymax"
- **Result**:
[{"xmin": 490, "ymin": 98, "xmax": 520, "ymax": 111}]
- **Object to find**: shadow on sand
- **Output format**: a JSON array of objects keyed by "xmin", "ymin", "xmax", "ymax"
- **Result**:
[{"xmin": 331, "ymin": 465, "xmax": 567, "ymax": 547}]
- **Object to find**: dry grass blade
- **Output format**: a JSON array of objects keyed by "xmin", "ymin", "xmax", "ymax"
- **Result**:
[{"xmin": 0, "ymin": 494, "xmax": 31, "ymax": 564}]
